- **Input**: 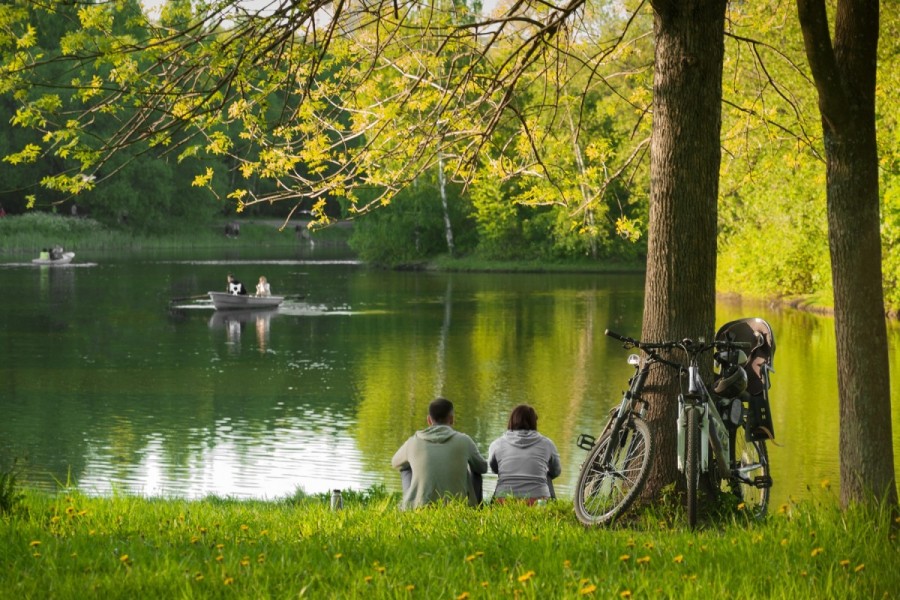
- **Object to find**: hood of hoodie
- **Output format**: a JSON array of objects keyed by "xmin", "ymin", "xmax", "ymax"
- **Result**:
[
  {"xmin": 416, "ymin": 424, "xmax": 458, "ymax": 444},
  {"xmin": 502, "ymin": 429, "xmax": 542, "ymax": 448}
]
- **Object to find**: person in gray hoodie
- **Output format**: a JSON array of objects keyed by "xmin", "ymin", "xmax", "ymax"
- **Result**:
[
  {"xmin": 488, "ymin": 404, "xmax": 561, "ymax": 502},
  {"xmin": 392, "ymin": 398, "xmax": 488, "ymax": 510}
]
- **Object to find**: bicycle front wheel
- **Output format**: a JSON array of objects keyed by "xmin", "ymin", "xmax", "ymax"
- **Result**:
[
  {"xmin": 574, "ymin": 417, "xmax": 653, "ymax": 526},
  {"xmin": 685, "ymin": 406, "xmax": 700, "ymax": 529}
]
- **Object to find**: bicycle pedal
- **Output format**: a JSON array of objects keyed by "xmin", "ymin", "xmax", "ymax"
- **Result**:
[
  {"xmin": 576, "ymin": 434, "xmax": 596, "ymax": 451},
  {"xmin": 753, "ymin": 475, "xmax": 773, "ymax": 489}
]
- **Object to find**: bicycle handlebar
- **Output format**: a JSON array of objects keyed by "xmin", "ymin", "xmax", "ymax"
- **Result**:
[{"xmin": 604, "ymin": 328, "xmax": 751, "ymax": 354}]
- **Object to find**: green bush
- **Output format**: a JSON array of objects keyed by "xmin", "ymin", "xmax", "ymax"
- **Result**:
[{"xmin": 0, "ymin": 462, "xmax": 23, "ymax": 514}]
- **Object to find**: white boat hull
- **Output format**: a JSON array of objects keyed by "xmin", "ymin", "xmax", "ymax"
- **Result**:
[
  {"xmin": 208, "ymin": 291, "xmax": 284, "ymax": 310},
  {"xmin": 32, "ymin": 252, "xmax": 75, "ymax": 265}
]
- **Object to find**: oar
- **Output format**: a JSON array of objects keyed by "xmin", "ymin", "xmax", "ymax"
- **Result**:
[{"xmin": 169, "ymin": 294, "xmax": 210, "ymax": 303}]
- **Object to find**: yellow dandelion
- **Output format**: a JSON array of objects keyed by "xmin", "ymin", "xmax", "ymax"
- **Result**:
[
  {"xmin": 194, "ymin": 572, "xmax": 204, "ymax": 582},
  {"xmin": 752, "ymin": 534, "xmax": 763, "ymax": 543},
  {"xmin": 216, "ymin": 543, "xmax": 225, "ymax": 550},
  {"xmin": 199, "ymin": 527, "xmax": 208, "ymax": 534},
  {"xmin": 406, "ymin": 584, "xmax": 415, "ymax": 591},
  {"xmin": 780, "ymin": 539, "xmax": 788, "ymax": 546},
  {"xmin": 457, "ymin": 593, "xmax": 470, "ymax": 600},
  {"xmin": 580, "ymin": 583, "xmax": 597, "ymax": 595},
  {"xmin": 839, "ymin": 559, "xmax": 850, "ymax": 567},
  {"xmin": 854, "ymin": 564, "xmax": 865, "ymax": 573},
  {"xmin": 626, "ymin": 539, "xmax": 635, "ymax": 548},
  {"xmin": 215, "ymin": 555, "xmax": 224, "ymax": 563},
  {"xmin": 240, "ymin": 556, "xmax": 250, "ymax": 567},
  {"xmin": 811, "ymin": 547, "xmax": 824, "ymax": 557},
  {"xmin": 223, "ymin": 576, "xmax": 234, "ymax": 585},
  {"xmin": 88, "ymin": 529, "xmax": 95, "ymax": 536},
  {"xmin": 29, "ymin": 540, "xmax": 41, "ymax": 547},
  {"xmin": 481, "ymin": 582, "xmax": 489, "ymax": 588},
  {"xmin": 334, "ymin": 553, "xmax": 343, "ymax": 560},
  {"xmin": 779, "ymin": 504, "xmax": 789, "ymax": 514},
  {"xmin": 32, "ymin": 552, "xmax": 41, "ymax": 558},
  {"xmin": 78, "ymin": 510, "xmax": 88, "ymax": 516},
  {"xmin": 364, "ymin": 576, "xmax": 373, "ymax": 584},
  {"xmin": 619, "ymin": 554, "xmax": 630, "ymax": 562},
  {"xmin": 737, "ymin": 502, "xmax": 746, "ymax": 511},
  {"xmin": 259, "ymin": 529, "xmax": 269, "ymax": 536},
  {"xmin": 475, "ymin": 551, "xmax": 484, "ymax": 557},
  {"xmin": 119, "ymin": 554, "xmax": 129, "ymax": 563},
  {"xmin": 673, "ymin": 555, "xmax": 684, "ymax": 564},
  {"xmin": 466, "ymin": 555, "xmax": 476, "ymax": 562},
  {"xmin": 257, "ymin": 553, "xmax": 266, "ymax": 564},
  {"xmin": 65, "ymin": 506, "xmax": 75, "ymax": 515},
  {"xmin": 820, "ymin": 479, "xmax": 830, "ymax": 489},
  {"xmin": 636, "ymin": 556, "xmax": 650, "ymax": 565},
  {"xmin": 240, "ymin": 524, "xmax": 249, "ymax": 531},
  {"xmin": 564, "ymin": 560, "xmax": 572, "ymax": 569},
  {"xmin": 376, "ymin": 566, "xmax": 386, "ymax": 574},
  {"xmin": 518, "ymin": 570, "xmax": 535, "ymax": 583},
  {"xmin": 190, "ymin": 536, "xmax": 200, "ymax": 544},
  {"xmin": 50, "ymin": 516, "xmax": 60, "ymax": 524},
  {"xmin": 620, "ymin": 590, "xmax": 632, "ymax": 598},
  {"xmin": 800, "ymin": 570, "xmax": 808, "ymax": 577},
  {"xmin": 643, "ymin": 542, "xmax": 654, "ymax": 549}
]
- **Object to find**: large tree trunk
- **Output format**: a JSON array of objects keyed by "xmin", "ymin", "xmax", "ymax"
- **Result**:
[
  {"xmin": 641, "ymin": 0, "xmax": 727, "ymax": 496},
  {"xmin": 797, "ymin": 0, "xmax": 898, "ymax": 507}
]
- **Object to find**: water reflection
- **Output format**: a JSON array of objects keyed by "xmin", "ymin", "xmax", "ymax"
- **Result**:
[
  {"xmin": 1, "ymin": 255, "xmax": 897, "ymax": 507},
  {"xmin": 209, "ymin": 308, "xmax": 278, "ymax": 353}
]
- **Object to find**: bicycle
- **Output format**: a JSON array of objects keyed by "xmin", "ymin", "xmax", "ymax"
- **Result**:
[{"xmin": 574, "ymin": 321, "xmax": 774, "ymax": 527}]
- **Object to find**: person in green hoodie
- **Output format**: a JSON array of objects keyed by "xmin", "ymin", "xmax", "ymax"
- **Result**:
[{"xmin": 391, "ymin": 397, "xmax": 488, "ymax": 510}]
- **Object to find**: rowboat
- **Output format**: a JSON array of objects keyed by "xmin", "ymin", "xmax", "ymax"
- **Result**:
[
  {"xmin": 208, "ymin": 291, "xmax": 284, "ymax": 310},
  {"xmin": 32, "ymin": 251, "xmax": 75, "ymax": 265}
]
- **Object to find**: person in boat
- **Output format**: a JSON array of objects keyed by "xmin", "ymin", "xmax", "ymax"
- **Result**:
[
  {"xmin": 226, "ymin": 273, "xmax": 248, "ymax": 296},
  {"xmin": 487, "ymin": 404, "xmax": 561, "ymax": 504},
  {"xmin": 49, "ymin": 245, "xmax": 64, "ymax": 261},
  {"xmin": 256, "ymin": 276, "xmax": 271, "ymax": 297},
  {"xmin": 391, "ymin": 397, "xmax": 487, "ymax": 510}
]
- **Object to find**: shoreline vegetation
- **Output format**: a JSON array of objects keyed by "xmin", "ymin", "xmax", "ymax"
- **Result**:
[
  {"xmin": 0, "ymin": 486, "xmax": 896, "ymax": 598},
  {"xmin": 1, "ymin": 212, "xmax": 896, "ymax": 319}
]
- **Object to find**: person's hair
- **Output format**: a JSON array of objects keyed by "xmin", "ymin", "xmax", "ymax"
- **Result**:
[
  {"xmin": 428, "ymin": 397, "xmax": 454, "ymax": 424},
  {"xmin": 507, "ymin": 404, "xmax": 538, "ymax": 431}
]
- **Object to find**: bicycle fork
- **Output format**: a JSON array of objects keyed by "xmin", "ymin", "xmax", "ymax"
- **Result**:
[{"xmin": 676, "ymin": 367, "xmax": 730, "ymax": 477}]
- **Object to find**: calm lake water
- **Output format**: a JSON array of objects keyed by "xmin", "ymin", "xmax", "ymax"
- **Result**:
[{"xmin": 2, "ymin": 246, "xmax": 899, "ymax": 508}]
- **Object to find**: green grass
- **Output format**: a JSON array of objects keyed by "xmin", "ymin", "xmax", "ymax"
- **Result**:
[
  {"xmin": 428, "ymin": 254, "xmax": 645, "ymax": 274},
  {"xmin": 1, "ymin": 487, "xmax": 896, "ymax": 599},
  {"xmin": 0, "ymin": 213, "xmax": 349, "ymax": 254}
]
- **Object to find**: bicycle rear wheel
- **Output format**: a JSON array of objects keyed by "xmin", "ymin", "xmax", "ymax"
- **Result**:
[
  {"xmin": 574, "ymin": 417, "xmax": 653, "ymax": 525},
  {"xmin": 731, "ymin": 430, "xmax": 770, "ymax": 518},
  {"xmin": 685, "ymin": 406, "xmax": 700, "ymax": 529}
]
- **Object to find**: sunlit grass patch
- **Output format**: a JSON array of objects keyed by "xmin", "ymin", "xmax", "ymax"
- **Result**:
[{"xmin": 0, "ymin": 488, "xmax": 896, "ymax": 598}]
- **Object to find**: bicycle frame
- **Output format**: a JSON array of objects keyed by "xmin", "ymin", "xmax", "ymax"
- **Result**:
[
  {"xmin": 577, "ymin": 353, "xmax": 648, "ymax": 457},
  {"xmin": 676, "ymin": 362, "xmax": 731, "ymax": 478}
]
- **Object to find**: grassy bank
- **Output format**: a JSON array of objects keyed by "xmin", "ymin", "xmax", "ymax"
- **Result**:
[
  {"xmin": 1, "ymin": 487, "xmax": 896, "ymax": 599},
  {"xmin": 427, "ymin": 255, "xmax": 645, "ymax": 274},
  {"xmin": 0, "ymin": 213, "xmax": 349, "ymax": 254}
]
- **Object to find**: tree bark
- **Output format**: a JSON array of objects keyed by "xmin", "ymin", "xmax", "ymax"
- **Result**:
[
  {"xmin": 797, "ymin": 0, "xmax": 898, "ymax": 507},
  {"xmin": 641, "ymin": 0, "xmax": 727, "ymax": 496}
]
